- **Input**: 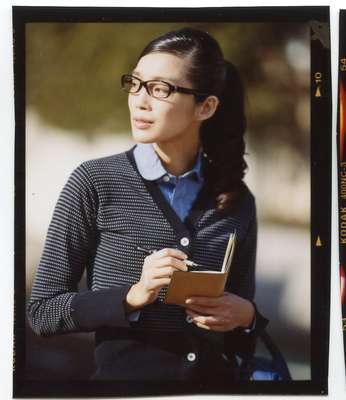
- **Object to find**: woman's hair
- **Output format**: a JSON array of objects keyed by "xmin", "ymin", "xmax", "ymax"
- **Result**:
[{"xmin": 138, "ymin": 27, "xmax": 247, "ymax": 213}]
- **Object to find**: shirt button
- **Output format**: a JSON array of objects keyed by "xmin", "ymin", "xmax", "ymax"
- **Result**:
[
  {"xmin": 186, "ymin": 315, "xmax": 193, "ymax": 324},
  {"xmin": 163, "ymin": 175, "xmax": 170, "ymax": 183},
  {"xmin": 187, "ymin": 352, "xmax": 196, "ymax": 362},
  {"xmin": 180, "ymin": 237, "xmax": 190, "ymax": 247}
]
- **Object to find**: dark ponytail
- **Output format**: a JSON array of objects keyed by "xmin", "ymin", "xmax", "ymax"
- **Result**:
[
  {"xmin": 200, "ymin": 60, "xmax": 247, "ymax": 211},
  {"xmin": 138, "ymin": 28, "xmax": 248, "ymax": 212}
]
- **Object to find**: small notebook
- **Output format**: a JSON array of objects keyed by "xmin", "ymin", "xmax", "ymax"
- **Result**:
[{"xmin": 164, "ymin": 231, "xmax": 237, "ymax": 305}]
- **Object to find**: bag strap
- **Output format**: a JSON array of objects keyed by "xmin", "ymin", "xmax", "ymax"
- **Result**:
[{"xmin": 258, "ymin": 330, "xmax": 292, "ymax": 380}]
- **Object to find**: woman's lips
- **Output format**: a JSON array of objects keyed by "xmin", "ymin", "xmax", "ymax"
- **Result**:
[{"xmin": 133, "ymin": 118, "xmax": 153, "ymax": 129}]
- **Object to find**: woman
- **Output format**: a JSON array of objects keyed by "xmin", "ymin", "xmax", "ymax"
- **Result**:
[{"xmin": 27, "ymin": 27, "xmax": 268, "ymax": 386}]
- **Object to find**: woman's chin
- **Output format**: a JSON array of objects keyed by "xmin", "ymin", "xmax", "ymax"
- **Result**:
[{"xmin": 132, "ymin": 130, "xmax": 158, "ymax": 144}]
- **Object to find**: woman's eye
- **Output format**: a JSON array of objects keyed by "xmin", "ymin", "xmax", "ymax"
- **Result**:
[{"xmin": 152, "ymin": 84, "xmax": 169, "ymax": 96}]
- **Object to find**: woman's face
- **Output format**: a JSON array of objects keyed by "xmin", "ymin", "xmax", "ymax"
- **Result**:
[{"xmin": 128, "ymin": 52, "xmax": 203, "ymax": 146}]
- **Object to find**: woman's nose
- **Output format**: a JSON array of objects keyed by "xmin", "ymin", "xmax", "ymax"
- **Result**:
[{"xmin": 134, "ymin": 85, "xmax": 152, "ymax": 109}]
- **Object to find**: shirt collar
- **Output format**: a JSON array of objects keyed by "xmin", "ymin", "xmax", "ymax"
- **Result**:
[{"xmin": 133, "ymin": 143, "xmax": 204, "ymax": 182}]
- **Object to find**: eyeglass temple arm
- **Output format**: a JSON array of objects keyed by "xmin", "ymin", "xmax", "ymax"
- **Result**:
[{"xmin": 175, "ymin": 86, "xmax": 209, "ymax": 97}]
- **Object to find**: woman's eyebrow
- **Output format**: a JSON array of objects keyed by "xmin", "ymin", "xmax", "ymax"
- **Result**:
[{"xmin": 132, "ymin": 70, "xmax": 179, "ymax": 85}]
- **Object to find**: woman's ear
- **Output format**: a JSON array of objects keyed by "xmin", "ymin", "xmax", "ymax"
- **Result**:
[{"xmin": 195, "ymin": 96, "xmax": 219, "ymax": 121}]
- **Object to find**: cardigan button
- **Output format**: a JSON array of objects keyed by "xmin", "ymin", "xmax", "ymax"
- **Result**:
[
  {"xmin": 186, "ymin": 315, "xmax": 193, "ymax": 324},
  {"xmin": 180, "ymin": 237, "xmax": 190, "ymax": 247},
  {"xmin": 187, "ymin": 352, "xmax": 196, "ymax": 362},
  {"xmin": 163, "ymin": 175, "xmax": 170, "ymax": 183}
]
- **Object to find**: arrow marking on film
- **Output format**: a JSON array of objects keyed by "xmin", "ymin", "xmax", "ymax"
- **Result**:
[{"xmin": 316, "ymin": 236, "xmax": 322, "ymax": 246}]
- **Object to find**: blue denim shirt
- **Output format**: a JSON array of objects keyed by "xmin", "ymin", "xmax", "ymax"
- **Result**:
[{"xmin": 133, "ymin": 143, "xmax": 204, "ymax": 222}]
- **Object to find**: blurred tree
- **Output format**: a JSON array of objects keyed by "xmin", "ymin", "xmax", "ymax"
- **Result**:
[{"xmin": 26, "ymin": 22, "xmax": 309, "ymax": 156}]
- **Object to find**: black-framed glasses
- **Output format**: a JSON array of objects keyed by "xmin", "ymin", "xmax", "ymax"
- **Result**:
[{"xmin": 121, "ymin": 74, "xmax": 209, "ymax": 99}]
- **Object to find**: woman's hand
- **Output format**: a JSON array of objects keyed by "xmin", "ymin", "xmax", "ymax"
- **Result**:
[
  {"xmin": 185, "ymin": 292, "xmax": 255, "ymax": 332},
  {"xmin": 125, "ymin": 248, "xmax": 188, "ymax": 312}
]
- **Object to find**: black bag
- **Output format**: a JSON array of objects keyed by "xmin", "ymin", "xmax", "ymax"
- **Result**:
[{"xmin": 236, "ymin": 330, "xmax": 292, "ymax": 381}]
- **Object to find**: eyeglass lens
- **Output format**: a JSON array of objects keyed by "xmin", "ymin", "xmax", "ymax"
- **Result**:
[{"xmin": 122, "ymin": 75, "xmax": 171, "ymax": 98}]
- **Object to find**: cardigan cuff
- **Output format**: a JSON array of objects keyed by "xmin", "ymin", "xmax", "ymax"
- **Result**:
[
  {"xmin": 243, "ymin": 315, "xmax": 256, "ymax": 333},
  {"xmin": 224, "ymin": 303, "xmax": 269, "ymax": 358},
  {"xmin": 70, "ymin": 285, "xmax": 132, "ymax": 331},
  {"xmin": 242, "ymin": 301, "xmax": 268, "ymax": 335}
]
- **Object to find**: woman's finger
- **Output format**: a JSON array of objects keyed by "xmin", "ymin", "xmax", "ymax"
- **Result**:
[
  {"xmin": 151, "ymin": 248, "xmax": 188, "ymax": 261},
  {"xmin": 186, "ymin": 310, "xmax": 235, "ymax": 332},
  {"xmin": 185, "ymin": 296, "xmax": 222, "ymax": 307},
  {"xmin": 195, "ymin": 323, "xmax": 228, "ymax": 332},
  {"xmin": 147, "ymin": 277, "xmax": 171, "ymax": 290},
  {"xmin": 151, "ymin": 256, "xmax": 188, "ymax": 271},
  {"xmin": 186, "ymin": 310, "xmax": 225, "ymax": 326},
  {"xmin": 151, "ymin": 266, "xmax": 176, "ymax": 279},
  {"xmin": 193, "ymin": 319, "xmax": 229, "ymax": 331},
  {"xmin": 185, "ymin": 304, "xmax": 219, "ymax": 315}
]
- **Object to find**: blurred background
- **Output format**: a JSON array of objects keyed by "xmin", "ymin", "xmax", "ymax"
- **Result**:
[{"xmin": 24, "ymin": 22, "xmax": 310, "ymax": 380}]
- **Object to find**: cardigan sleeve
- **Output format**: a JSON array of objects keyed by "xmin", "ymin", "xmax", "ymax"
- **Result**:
[
  {"xmin": 226, "ymin": 194, "xmax": 257, "ymax": 300},
  {"xmin": 224, "ymin": 194, "xmax": 269, "ymax": 356},
  {"xmin": 27, "ymin": 164, "xmax": 131, "ymax": 336}
]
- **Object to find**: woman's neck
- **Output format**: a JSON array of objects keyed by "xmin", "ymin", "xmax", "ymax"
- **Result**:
[{"xmin": 153, "ymin": 138, "xmax": 201, "ymax": 177}]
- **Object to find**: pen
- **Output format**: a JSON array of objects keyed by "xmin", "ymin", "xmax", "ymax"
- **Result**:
[{"xmin": 136, "ymin": 245, "xmax": 200, "ymax": 268}]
